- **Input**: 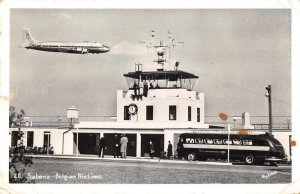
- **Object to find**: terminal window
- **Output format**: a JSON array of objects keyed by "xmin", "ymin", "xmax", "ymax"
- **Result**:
[
  {"xmin": 43, "ymin": 131, "xmax": 51, "ymax": 147},
  {"xmin": 11, "ymin": 131, "xmax": 19, "ymax": 146},
  {"xmin": 197, "ymin": 108, "xmax": 200, "ymax": 122},
  {"xmin": 169, "ymin": 105, "xmax": 177, "ymax": 120},
  {"xmin": 146, "ymin": 106, "xmax": 153, "ymax": 120},
  {"xmin": 124, "ymin": 106, "xmax": 130, "ymax": 120},
  {"xmin": 27, "ymin": 131, "xmax": 34, "ymax": 147},
  {"xmin": 188, "ymin": 106, "xmax": 191, "ymax": 121}
]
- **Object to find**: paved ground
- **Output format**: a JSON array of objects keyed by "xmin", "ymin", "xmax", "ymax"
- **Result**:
[{"xmin": 18, "ymin": 156, "xmax": 291, "ymax": 184}]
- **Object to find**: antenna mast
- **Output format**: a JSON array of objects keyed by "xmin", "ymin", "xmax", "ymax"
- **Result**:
[{"xmin": 139, "ymin": 30, "xmax": 183, "ymax": 71}]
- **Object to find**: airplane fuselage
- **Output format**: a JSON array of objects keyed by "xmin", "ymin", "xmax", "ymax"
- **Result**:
[{"xmin": 26, "ymin": 41, "xmax": 110, "ymax": 54}]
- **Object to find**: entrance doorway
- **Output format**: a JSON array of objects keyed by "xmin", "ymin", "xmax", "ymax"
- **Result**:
[
  {"xmin": 103, "ymin": 133, "xmax": 137, "ymax": 157},
  {"xmin": 73, "ymin": 133, "xmax": 100, "ymax": 155},
  {"xmin": 141, "ymin": 134, "xmax": 164, "ymax": 157},
  {"xmin": 11, "ymin": 131, "xmax": 19, "ymax": 146}
]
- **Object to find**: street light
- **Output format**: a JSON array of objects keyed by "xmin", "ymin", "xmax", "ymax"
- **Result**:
[
  {"xmin": 265, "ymin": 85, "xmax": 273, "ymax": 136},
  {"xmin": 67, "ymin": 106, "xmax": 79, "ymax": 156},
  {"xmin": 219, "ymin": 113, "xmax": 230, "ymax": 164}
]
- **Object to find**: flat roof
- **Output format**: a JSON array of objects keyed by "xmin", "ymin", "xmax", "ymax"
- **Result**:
[{"xmin": 123, "ymin": 70, "xmax": 199, "ymax": 81}]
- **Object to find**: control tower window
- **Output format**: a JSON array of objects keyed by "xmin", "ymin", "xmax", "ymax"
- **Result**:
[
  {"xmin": 188, "ymin": 106, "xmax": 191, "ymax": 121},
  {"xmin": 146, "ymin": 106, "xmax": 153, "ymax": 120},
  {"xmin": 124, "ymin": 106, "xmax": 130, "ymax": 120},
  {"xmin": 169, "ymin": 105, "xmax": 177, "ymax": 120},
  {"xmin": 197, "ymin": 108, "xmax": 200, "ymax": 122}
]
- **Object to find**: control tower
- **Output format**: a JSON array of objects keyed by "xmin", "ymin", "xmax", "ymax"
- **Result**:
[{"xmin": 117, "ymin": 32, "xmax": 206, "ymax": 126}]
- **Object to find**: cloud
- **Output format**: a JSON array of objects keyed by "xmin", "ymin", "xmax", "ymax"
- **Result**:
[{"xmin": 110, "ymin": 41, "xmax": 148, "ymax": 56}]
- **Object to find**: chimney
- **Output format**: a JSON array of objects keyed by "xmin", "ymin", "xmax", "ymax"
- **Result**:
[{"xmin": 242, "ymin": 112, "xmax": 254, "ymax": 129}]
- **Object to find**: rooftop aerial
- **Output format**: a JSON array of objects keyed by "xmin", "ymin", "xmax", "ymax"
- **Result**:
[{"xmin": 124, "ymin": 31, "xmax": 199, "ymax": 91}]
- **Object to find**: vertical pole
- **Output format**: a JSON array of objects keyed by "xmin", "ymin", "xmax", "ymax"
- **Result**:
[
  {"xmin": 47, "ymin": 134, "xmax": 49, "ymax": 155},
  {"xmin": 136, "ymin": 133, "xmax": 141, "ymax": 158},
  {"xmin": 289, "ymin": 135, "xmax": 292, "ymax": 163},
  {"xmin": 168, "ymin": 32, "xmax": 171, "ymax": 71},
  {"xmin": 227, "ymin": 124, "xmax": 230, "ymax": 163},
  {"xmin": 77, "ymin": 127, "xmax": 79, "ymax": 157},
  {"xmin": 268, "ymin": 85, "xmax": 273, "ymax": 136}
]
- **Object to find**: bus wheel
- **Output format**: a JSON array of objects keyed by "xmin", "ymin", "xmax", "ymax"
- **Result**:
[
  {"xmin": 245, "ymin": 155, "xmax": 255, "ymax": 165},
  {"xmin": 187, "ymin": 153, "xmax": 196, "ymax": 161}
]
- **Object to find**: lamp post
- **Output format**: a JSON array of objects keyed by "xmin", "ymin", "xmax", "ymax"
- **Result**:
[
  {"xmin": 67, "ymin": 106, "xmax": 79, "ymax": 156},
  {"xmin": 219, "ymin": 113, "xmax": 230, "ymax": 164},
  {"xmin": 265, "ymin": 85, "xmax": 273, "ymax": 136}
]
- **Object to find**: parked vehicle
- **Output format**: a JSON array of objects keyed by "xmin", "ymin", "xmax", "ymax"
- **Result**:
[{"xmin": 177, "ymin": 132, "xmax": 287, "ymax": 165}]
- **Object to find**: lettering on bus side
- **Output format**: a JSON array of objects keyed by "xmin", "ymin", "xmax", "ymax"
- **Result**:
[
  {"xmin": 186, "ymin": 138, "xmax": 205, "ymax": 144},
  {"xmin": 242, "ymin": 139, "xmax": 253, "ymax": 145},
  {"xmin": 185, "ymin": 137, "xmax": 253, "ymax": 146}
]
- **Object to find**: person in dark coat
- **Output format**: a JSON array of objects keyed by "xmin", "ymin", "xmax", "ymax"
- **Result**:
[
  {"xmin": 177, "ymin": 138, "xmax": 184, "ymax": 159},
  {"xmin": 143, "ymin": 81, "xmax": 148, "ymax": 97},
  {"xmin": 167, "ymin": 141, "xmax": 173, "ymax": 159},
  {"xmin": 149, "ymin": 140, "xmax": 154, "ymax": 159},
  {"xmin": 99, "ymin": 136, "xmax": 107, "ymax": 158},
  {"xmin": 113, "ymin": 134, "xmax": 120, "ymax": 158},
  {"xmin": 133, "ymin": 81, "xmax": 138, "ymax": 95},
  {"xmin": 149, "ymin": 83, "xmax": 154, "ymax": 89}
]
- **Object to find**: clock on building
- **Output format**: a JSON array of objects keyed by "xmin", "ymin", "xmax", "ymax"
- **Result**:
[{"xmin": 128, "ymin": 103, "xmax": 138, "ymax": 115}]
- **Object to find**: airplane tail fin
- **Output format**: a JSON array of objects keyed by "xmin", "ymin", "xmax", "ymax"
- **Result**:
[{"xmin": 20, "ymin": 28, "xmax": 36, "ymax": 47}]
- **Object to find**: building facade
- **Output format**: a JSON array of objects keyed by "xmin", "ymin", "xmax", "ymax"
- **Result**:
[{"xmin": 9, "ymin": 67, "xmax": 292, "ymax": 161}]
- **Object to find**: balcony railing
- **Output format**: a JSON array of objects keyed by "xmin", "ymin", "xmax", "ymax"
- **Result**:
[{"xmin": 17, "ymin": 115, "xmax": 291, "ymax": 129}]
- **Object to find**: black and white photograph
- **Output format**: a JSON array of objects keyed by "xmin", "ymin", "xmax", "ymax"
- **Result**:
[{"xmin": 1, "ymin": 0, "xmax": 300, "ymax": 194}]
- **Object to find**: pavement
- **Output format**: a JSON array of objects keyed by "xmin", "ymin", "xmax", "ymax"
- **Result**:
[{"xmin": 25, "ymin": 154, "xmax": 234, "ymax": 166}]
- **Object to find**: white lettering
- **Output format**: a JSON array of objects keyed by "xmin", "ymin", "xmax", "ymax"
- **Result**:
[
  {"xmin": 261, "ymin": 170, "xmax": 278, "ymax": 179},
  {"xmin": 27, "ymin": 173, "xmax": 50, "ymax": 180}
]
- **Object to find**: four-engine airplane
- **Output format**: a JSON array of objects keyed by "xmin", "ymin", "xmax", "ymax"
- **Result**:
[{"xmin": 20, "ymin": 29, "xmax": 110, "ymax": 54}]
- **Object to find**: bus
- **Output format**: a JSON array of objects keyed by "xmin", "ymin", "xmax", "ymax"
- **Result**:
[{"xmin": 176, "ymin": 133, "xmax": 287, "ymax": 165}]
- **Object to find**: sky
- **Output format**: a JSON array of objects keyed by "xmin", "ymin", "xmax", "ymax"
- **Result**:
[{"xmin": 9, "ymin": 9, "xmax": 291, "ymax": 123}]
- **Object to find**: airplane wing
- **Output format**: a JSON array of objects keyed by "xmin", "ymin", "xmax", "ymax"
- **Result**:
[{"xmin": 58, "ymin": 47, "xmax": 89, "ymax": 54}]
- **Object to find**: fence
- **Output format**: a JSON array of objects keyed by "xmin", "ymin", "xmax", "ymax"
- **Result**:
[{"xmin": 20, "ymin": 115, "xmax": 291, "ymax": 129}]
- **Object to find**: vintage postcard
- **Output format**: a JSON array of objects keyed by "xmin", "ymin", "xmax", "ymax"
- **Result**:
[{"xmin": 1, "ymin": 0, "xmax": 300, "ymax": 194}]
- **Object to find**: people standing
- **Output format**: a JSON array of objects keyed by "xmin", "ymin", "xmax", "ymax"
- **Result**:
[
  {"xmin": 149, "ymin": 82, "xmax": 154, "ymax": 89},
  {"xmin": 167, "ymin": 141, "xmax": 173, "ymax": 159},
  {"xmin": 177, "ymin": 138, "xmax": 184, "ymax": 160},
  {"xmin": 149, "ymin": 140, "xmax": 154, "ymax": 159},
  {"xmin": 120, "ymin": 134, "xmax": 128, "ymax": 158},
  {"xmin": 133, "ymin": 81, "xmax": 138, "ymax": 100},
  {"xmin": 143, "ymin": 81, "xmax": 148, "ymax": 97},
  {"xmin": 99, "ymin": 136, "xmax": 107, "ymax": 158},
  {"xmin": 113, "ymin": 134, "xmax": 120, "ymax": 158}
]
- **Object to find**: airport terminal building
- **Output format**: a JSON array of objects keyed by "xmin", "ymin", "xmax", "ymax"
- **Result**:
[{"xmin": 9, "ymin": 65, "xmax": 292, "ymax": 160}]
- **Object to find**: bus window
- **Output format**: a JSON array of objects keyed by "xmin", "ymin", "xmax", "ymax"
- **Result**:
[
  {"xmin": 223, "ymin": 139, "xmax": 232, "ymax": 145},
  {"xmin": 242, "ymin": 139, "xmax": 253, "ymax": 145},
  {"xmin": 214, "ymin": 139, "xmax": 223, "ymax": 144},
  {"xmin": 233, "ymin": 139, "xmax": 241, "ymax": 145},
  {"xmin": 195, "ymin": 138, "xmax": 204, "ymax": 144},
  {"xmin": 186, "ymin": 138, "xmax": 194, "ymax": 144},
  {"xmin": 206, "ymin": 139, "xmax": 213, "ymax": 144},
  {"xmin": 252, "ymin": 139, "xmax": 268, "ymax": 146}
]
